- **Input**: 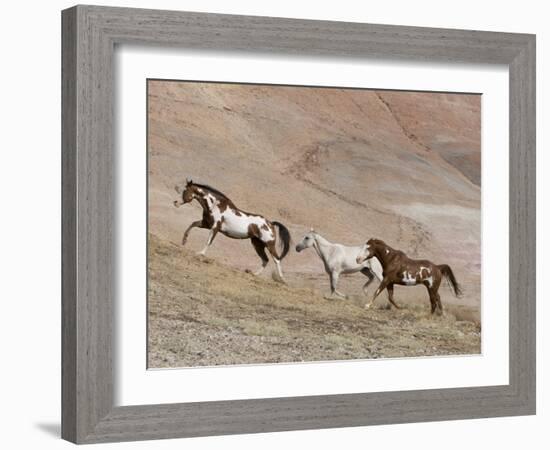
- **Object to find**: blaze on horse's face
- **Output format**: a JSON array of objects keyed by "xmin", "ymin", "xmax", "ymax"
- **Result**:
[
  {"xmin": 173, "ymin": 181, "xmax": 195, "ymax": 207},
  {"xmin": 356, "ymin": 239, "xmax": 375, "ymax": 264},
  {"xmin": 295, "ymin": 231, "xmax": 315, "ymax": 253}
]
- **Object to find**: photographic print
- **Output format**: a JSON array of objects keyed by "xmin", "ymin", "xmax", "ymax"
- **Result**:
[{"xmin": 147, "ymin": 80, "xmax": 481, "ymax": 368}]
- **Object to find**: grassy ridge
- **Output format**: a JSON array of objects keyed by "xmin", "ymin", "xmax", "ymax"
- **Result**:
[{"xmin": 148, "ymin": 233, "xmax": 481, "ymax": 368}]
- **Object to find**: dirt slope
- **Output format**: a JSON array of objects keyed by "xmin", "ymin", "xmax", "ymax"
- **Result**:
[
  {"xmin": 147, "ymin": 81, "xmax": 482, "ymax": 367},
  {"xmin": 148, "ymin": 235, "xmax": 480, "ymax": 368},
  {"xmin": 148, "ymin": 81, "xmax": 481, "ymax": 309}
]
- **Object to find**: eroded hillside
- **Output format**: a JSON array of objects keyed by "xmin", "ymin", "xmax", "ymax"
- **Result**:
[{"xmin": 148, "ymin": 81, "xmax": 481, "ymax": 309}]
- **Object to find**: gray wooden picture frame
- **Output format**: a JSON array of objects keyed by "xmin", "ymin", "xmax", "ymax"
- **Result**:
[{"xmin": 61, "ymin": 4, "xmax": 536, "ymax": 444}]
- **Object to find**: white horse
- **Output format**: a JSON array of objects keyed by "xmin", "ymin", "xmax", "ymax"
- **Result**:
[{"xmin": 295, "ymin": 229, "xmax": 383, "ymax": 299}]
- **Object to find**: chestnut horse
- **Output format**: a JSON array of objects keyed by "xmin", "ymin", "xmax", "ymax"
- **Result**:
[
  {"xmin": 356, "ymin": 238, "xmax": 462, "ymax": 314},
  {"xmin": 173, "ymin": 179, "xmax": 291, "ymax": 281}
]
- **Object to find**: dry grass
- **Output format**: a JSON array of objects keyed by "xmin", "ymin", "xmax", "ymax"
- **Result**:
[{"xmin": 148, "ymin": 233, "xmax": 481, "ymax": 368}]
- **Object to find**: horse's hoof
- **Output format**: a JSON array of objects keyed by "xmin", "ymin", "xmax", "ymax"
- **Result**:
[{"xmin": 271, "ymin": 272, "xmax": 286, "ymax": 283}]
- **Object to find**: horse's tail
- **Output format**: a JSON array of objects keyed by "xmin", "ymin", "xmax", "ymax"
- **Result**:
[
  {"xmin": 438, "ymin": 264, "xmax": 463, "ymax": 297},
  {"xmin": 272, "ymin": 221, "xmax": 291, "ymax": 260}
]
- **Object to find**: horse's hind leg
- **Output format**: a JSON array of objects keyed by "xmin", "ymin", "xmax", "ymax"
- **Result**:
[
  {"xmin": 429, "ymin": 292, "xmax": 438, "ymax": 314},
  {"xmin": 432, "ymin": 286, "xmax": 443, "ymax": 315},
  {"xmin": 427, "ymin": 279, "xmax": 443, "ymax": 315},
  {"xmin": 266, "ymin": 240, "xmax": 285, "ymax": 282},
  {"xmin": 426, "ymin": 287, "xmax": 442, "ymax": 315},
  {"xmin": 424, "ymin": 285, "xmax": 436, "ymax": 313},
  {"xmin": 434, "ymin": 278, "xmax": 443, "ymax": 314},
  {"xmin": 360, "ymin": 268, "xmax": 375, "ymax": 295},
  {"xmin": 386, "ymin": 283, "xmax": 401, "ymax": 309},
  {"xmin": 249, "ymin": 238, "xmax": 269, "ymax": 275},
  {"xmin": 435, "ymin": 292, "xmax": 443, "ymax": 314}
]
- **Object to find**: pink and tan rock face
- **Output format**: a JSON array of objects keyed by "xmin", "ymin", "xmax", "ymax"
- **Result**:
[{"xmin": 148, "ymin": 80, "xmax": 480, "ymax": 308}]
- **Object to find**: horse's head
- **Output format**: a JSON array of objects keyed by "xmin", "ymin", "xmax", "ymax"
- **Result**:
[
  {"xmin": 356, "ymin": 238, "xmax": 378, "ymax": 264},
  {"xmin": 173, "ymin": 179, "xmax": 196, "ymax": 207},
  {"xmin": 295, "ymin": 229, "xmax": 316, "ymax": 253}
]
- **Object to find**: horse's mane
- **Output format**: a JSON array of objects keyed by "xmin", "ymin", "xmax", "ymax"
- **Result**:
[
  {"xmin": 373, "ymin": 238, "xmax": 389, "ymax": 248},
  {"xmin": 371, "ymin": 238, "xmax": 395, "ymax": 253},
  {"xmin": 373, "ymin": 239, "xmax": 407, "ymax": 258},
  {"xmin": 192, "ymin": 183, "xmax": 231, "ymax": 201}
]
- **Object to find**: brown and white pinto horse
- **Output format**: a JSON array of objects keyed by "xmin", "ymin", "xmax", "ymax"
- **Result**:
[
  {"xmin": 356, "ymin": 238, "xmax": 462, "ymax": 314},
  {"xmin": 173, "ymin": 179, "xmax": 291, "ymax": 281}
]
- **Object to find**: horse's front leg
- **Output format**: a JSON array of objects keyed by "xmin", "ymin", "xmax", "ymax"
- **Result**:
[
  {"xmin": 197, "ymin": 226, "xmax": 219, "ymax": 256},
  {"xmin": 181, "ymin": 220, "xmax": 203, "ymax": 246},
  {"xmin": 326, "ymin": 271, "xmax": 347, "ymax": 299},
  {"xmin": 365, "ymin": 278, "xmax": 389, "ymax": 309},
  {"xmin": 386, "ymin": 283, "xmax": 401, "ymax": 309}
]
